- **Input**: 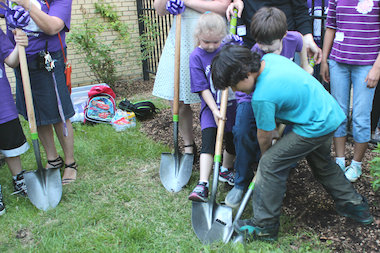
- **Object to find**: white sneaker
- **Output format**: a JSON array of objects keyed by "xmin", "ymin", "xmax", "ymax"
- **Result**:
[
  {"xmin": 336, "ymin": 160, "xmax": 346, "ymax": 171},
  {"xmin": 344, "ymin": 164, "xmax": 362, "ymax": 182}
]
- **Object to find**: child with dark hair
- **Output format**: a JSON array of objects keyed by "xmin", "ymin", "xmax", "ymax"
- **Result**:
[
  {"xmin": 225, "ymin": 6, "xmax": 312, "ymax": 208},
  {"xmin": 0, "ymin": 28, "xmax": 29, "ymax": 215},
  {"xmin": 211, "ymin": 45, "xmax": 373, "ymax": 241},
  {"xmin": 187, "ymin": 12, "xmax": 236, "ymax": 202}
]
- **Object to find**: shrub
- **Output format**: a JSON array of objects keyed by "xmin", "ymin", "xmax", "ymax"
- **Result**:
[{"xmin": 369, "ymin": 144, "xmax": 380, "ymax": 191}]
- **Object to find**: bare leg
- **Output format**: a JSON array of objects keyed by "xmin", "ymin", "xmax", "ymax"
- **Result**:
[
  {"xmin": 37, "ymin": 124, "xmax": 59, "ymax": 163},
  {"xmin": 54, "ymin": 120, "xmax": 76, "ymax": 182},
  {"xmin": 222, "ymin": 150, "xmax": 235, "ymax": 169},
  {"xmin": 5, "ymin": 156, "xmax": 22, "ymax": 176},
  {"xmin": 177, "ymin": 102, "xmax": 195, "ymax": 153},
  {"xmin": 333, "ymin": 136, "xmax": 346, "ymax": 157},
  {"xmin": 199, "ymin": 153, "xmax": 213, "ymax": 182},
  {"xmin": 353, "ymin": 142, "xmax": 368, "ymax": 162}
]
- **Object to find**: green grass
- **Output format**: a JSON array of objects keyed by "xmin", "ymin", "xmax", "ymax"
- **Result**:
[{"xmin": 0, "ymin": 98, "xmax": 331, "ymax": 252}]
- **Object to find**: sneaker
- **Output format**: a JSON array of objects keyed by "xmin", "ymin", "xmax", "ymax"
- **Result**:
[
  {"xmin": 336, "ymin": 159, "xmax": 346, "ymax": 171},
  {"xmin": 225, "ymin": 187, "xmax": 244, "ymax": 208},
  {"xmin": 234, "ymin": 219, "xmax": 279, "ymax": 242},
  {"xmin": 11, "ymin": 170, "xmax": 27, "ymax": 197},
  {"xmin": 0, "ymin": 185, "xmax": 5, "ymax": 216},
  {"xmin": 336, "ymin": 197, "xmax": 373, "ymax": 225},
  {"xmin": 188, "ymin": 182, "xmax": 208, "ymax": 202},
  {"xmin": 219, "ymin": 170, "xmax": 235, "ymax": 186},
  {"xmin": 344, "ymin": 164, "xmax": 362, "ymax": 182}
]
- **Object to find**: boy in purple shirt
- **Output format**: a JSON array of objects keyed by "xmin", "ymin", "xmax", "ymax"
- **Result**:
[
  {"xmin": 0, "ymin": 28, "xmax": 29, "ymax": 215},
  {"xmin": 188, "ymin": 12, "xmax": 236, "ymax": 202},
  {"xmin": 226, "ymin": 7, "xmax": 313, "ymax": 208}
]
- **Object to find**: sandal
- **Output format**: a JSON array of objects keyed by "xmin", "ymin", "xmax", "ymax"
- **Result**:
[
  {"xmin": 184, "ymin": 143, "xmax": 198, "ymax": 163},
  {"xmin": 62, "ymin": 162, "xmax": 78, "ymax": 185},
  {"xmin": 47, "ymin": 156, "xmax": 64, "ymax": 169}
]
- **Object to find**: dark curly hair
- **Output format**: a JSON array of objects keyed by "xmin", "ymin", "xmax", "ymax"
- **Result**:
[{"xmin": 211, "ymin": 45, "xmax": 261, "ymax": 90}]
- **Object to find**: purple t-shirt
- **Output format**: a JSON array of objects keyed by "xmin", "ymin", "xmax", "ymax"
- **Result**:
[
  {"xmin": 6, "ymin": 0, "xmax": 72, "ymax": 58},
  {"xmin": 326, "ymin": 0, "xmax": 380, "ymax": 65},
  {"xmin": 0, "ymin": 29, "xmax": 18, "ymax": 124},
  {"xmin": 236, "ymin": 31, "xmax": 304, "ymax": 103},
  {"xmin": 190, "ymin": 47, "xmax": 236, "ymax": 131}
]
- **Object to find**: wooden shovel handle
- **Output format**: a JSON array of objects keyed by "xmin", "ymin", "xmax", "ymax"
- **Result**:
[
  {"xmin": 214, "ymin": 89, "xmax": 229, "ymax": 158},
  {"xmin": 173, "ymin": 14, "xmax": 181, "ymax": 117},
  {"xmin": 17, "ymin": 29, "xmax": 37, "ymax": 135}
]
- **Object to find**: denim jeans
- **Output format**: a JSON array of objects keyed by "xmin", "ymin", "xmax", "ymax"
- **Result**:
[
  {"xmin": 232, "ymin": 102, "xmax": 261, "ymax": 189},
  {"xmin": 329, "ymin": 60, "xmax": 375, "ymax": 143},
  {"xmin": 252, "ymin": 131, "xmax": 363, "ymax": 227}
]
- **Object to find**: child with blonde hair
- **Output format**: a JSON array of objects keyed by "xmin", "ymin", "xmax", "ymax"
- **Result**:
[{"xmin": 188, "ymin": 12, "xmax": 236, "ymax": 201}]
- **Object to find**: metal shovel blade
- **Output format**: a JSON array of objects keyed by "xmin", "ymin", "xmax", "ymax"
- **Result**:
[
  {"xmin": 160, "ymin": 152, "xmax": 193, "ymax": 192},
  {"xmin": 24, "ymin": 168, "xmax": 62, "ymax": 211},
  {"xmin": 192, "ymin": 201, "xmax": 233, "ymax": 244}
]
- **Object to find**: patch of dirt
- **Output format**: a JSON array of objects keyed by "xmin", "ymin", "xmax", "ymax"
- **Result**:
[
  {"xmin": 115, "ymin": 79, "xmax": 380, "ymax": 252},
  {"xmin": 15, "ymin": 228, "xmax": 34, "ymax": 245}
]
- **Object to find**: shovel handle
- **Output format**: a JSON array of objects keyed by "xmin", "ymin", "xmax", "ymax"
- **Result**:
[
  {"xmin": 173, "ymin": 14, "xmax": 181, "ymax": 119},
  {"xmin": 214, "ymin": 89, "xmax": 229, "ymax": 162},
  {"xmin": 17, "ymin": 29, "xmax": 38, "ymax": 138}
]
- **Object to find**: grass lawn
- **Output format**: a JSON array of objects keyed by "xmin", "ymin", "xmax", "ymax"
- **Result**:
[{"xmin": 0, "ymin": 96, "xmax": 331, "ymax": 252}]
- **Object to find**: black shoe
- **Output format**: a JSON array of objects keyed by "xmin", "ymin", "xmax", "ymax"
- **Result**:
[
  {"xmin": 0, "ymin": 185, "xmax": 5, "ymax": 216},
  {"xmin": 12, "ymin": 170, "xmax": 27, "ymax": 197},
  {"xmin": 234, "ymin": 219, "xmax": 279, "ymax": 242},
  {"xmin": 336, "ymin": 196, "xmax": 374, "ymax": 225}
]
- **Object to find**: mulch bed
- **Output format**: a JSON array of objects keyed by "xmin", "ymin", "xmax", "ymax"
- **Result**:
[{"xmin": 115, "ymin": 78, "xmax": 380, "ymax": 252}]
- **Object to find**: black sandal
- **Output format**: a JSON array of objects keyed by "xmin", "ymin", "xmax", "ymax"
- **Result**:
[
  {"xmin": 62, "ymin": 162, "xmax": 78, "ymax": 185},
  {"xmin": 47, "ymin": 156, "xmax": 64, "ymax": 169},
  {"xmin": 184, "ymin": 143, "xmax": 198, "ymax": 163}
]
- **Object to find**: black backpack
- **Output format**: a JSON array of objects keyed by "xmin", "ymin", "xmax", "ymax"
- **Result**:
[{"xmin": 118, "ymin": 99, "xmax": 158, "ymax": 121}]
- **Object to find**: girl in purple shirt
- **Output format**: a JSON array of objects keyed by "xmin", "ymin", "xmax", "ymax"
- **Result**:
[
  {"xmin": 0, "ymin": 27, "xmax": 29, "ymax": 214},
  {"xmin": 188, "ymin": 12, "xmax": 236, "ymax": 202},
  {"xmin": 321, "ymin": 0, "xmax": 380, "ymax": 182}
]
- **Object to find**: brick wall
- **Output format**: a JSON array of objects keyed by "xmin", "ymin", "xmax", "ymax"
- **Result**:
[{"xmin": 0, "ymin": 0, "xmax": 143, "ymax": 93}]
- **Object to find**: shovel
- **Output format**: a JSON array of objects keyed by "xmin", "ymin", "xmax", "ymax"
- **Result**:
[
  {"xmin": 160, "ymin": 14, "xmax": 193, "ymax": 192},
  {"xmin": 224, "ymin": 124, "xmax": 286, "ymax": 243},
  {"xmin": 191, "ymin": 89, "xmax": 233, "ymax": 244},
  {"xmin": 18, "ymin": 35, "xmax": 62, "ymax": 211}
]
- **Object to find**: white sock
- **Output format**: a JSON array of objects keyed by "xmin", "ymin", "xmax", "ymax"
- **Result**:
[
  {"xmin": 220, "ymin": 166, "xmax": 229, "ymax": 173},
  {"xmin": 351, "ymin": 160, "xmax": 362, "ymax": 168},
  {"xmin": 199, "ymin": 180, "xmax": 209, "ymax": 188}
]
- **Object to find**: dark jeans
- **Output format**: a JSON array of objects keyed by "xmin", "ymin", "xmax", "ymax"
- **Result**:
[
  {"xmin": 371, "ymin": 84, "xmax": 380, "ymax": 131},
  {"xmin": 232, "ymin": 102, "xmax": 261, "ymax": 189},
  {"xmin": 252, "ymin": 131, "xmax": 362, "ymax": 227}
]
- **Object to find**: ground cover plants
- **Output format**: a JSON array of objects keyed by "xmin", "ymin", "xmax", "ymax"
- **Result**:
[{"xmin": 0, "ymin": 79, "xmax": 378, "ymax": 252}]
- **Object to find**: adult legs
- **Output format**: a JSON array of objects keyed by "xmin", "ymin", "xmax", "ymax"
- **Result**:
[
  {"xmin": 54, "ymin": 120, "xmax": 76, "ymax": 180},
  {"xmin": 175, "ymin": 101, "xmax": 195, "ymax": 154}
]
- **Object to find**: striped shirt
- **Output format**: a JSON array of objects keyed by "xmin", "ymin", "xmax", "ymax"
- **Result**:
[{"xmin": 326, "ymin": 0, "xmax": 380, "ymax": 65}]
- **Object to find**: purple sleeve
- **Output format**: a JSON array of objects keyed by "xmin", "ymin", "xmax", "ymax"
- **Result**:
[
  {"xmin": 0, "ymin": 29, "xmax": 14, "ymax": 61},
  {"xmin": 49, "ymin": 0, "xmax": 72, "ymax": 31},
  {"xmin": 189, "ymin": 53, "xmax": 209, "ymax": 94},
  {"xmin": 326, "ymin": 0, "xmax": 337, "ymax": 29},
  {"xmin": 250, "ymin": 44, "xmax": 265, "ymax": 57}
]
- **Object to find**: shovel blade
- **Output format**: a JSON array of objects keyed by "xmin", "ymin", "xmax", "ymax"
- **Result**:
[
  {"xmin": 24, "ymin": 168, "xmax": 62, "ymax": 211},
  {"xmin": 160, "ymin": 152, "xmax": 193, "ymax": 192},
  {"xmin": 192, "ymin": 201, "xmax": 233, "ymax": 244}
]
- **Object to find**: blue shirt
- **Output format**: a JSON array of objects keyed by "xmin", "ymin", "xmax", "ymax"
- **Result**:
[{"xmin": 252, "ymin": 54, "xmax": 345, "ymax": 138}]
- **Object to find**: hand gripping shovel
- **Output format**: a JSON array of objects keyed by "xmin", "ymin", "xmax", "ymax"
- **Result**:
[
  {"xmin": 224, "ymin": 124, "xmax": 286, "ymax": 243},
  {"xmin": 191, "ymin": 89, "xmax": 233, "ymax": 244},
  {"xmin": 160, "ymin": 14, "xmax": 193, "ymax": 192},
  {"xmin": 18, "ymin": 34, "xmax": 62, "ymax": 211}
]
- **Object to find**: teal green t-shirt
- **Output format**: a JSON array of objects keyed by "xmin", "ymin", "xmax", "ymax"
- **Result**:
[{"xmin": 252, "ymin": 54, "xmax": 345, "ymax": 138}]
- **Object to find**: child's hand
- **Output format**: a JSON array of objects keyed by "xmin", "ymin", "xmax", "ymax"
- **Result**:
[
  {"xmin": 166, "ymin": 0, "xmax": 185, "ymax": 15},
  {"xmin": 212, "ymin": 108, "xmax": 225, "ymax": 125},
  {"xmin": 13, "ymin": 29, "xmax": 28, "ymax": 47},
  {"xmin": 320, "ymin": 60, "xmax": 330, "ymax": 83}
]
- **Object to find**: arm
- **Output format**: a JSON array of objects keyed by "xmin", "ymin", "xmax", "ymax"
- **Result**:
[
  {"xmin": 4, "ymin": 30, "xmax": 28, "ymax": 68},
  {"xmin": 365, "ymin": 53, "xmax": 380, "ymax": 88},
  {"xmin": 299, "ymin": 42, "xmax": 314, "ymax": 75},
  {"xmin": 320, "ymin": 27, "xmax": 335, "ymax": 83},
  {"xmin": 291, "ymin": 0, "xmax": 312, "ymax": 36},
  {"xmin": 155, "ymin": 0, "xmax": 230, "ymax": 16},
  {"xmin": 11, "ymin": 0, "xmax": 64, "ymax": 35},
  {"xmin": 226, "ymin": 0, "xmax": 244, "ymax": 21},
  {"xmin": 257, "ymin": 128, "xmax": 275, "ymax": 154},
  {"xmin": 200, "ymin": 89, "xmax": 223, "ymax": 125},
  {"xmin": 302, "ymin": 33, "xmax": 322, "ymax": 65},
  {"xmin": 154, "ymin": 0, "xmax": 169, "ymax": 16}
]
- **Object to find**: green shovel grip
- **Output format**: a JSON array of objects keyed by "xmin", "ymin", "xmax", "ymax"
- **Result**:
[
  {"xmin": 214, "ymin": 154, "xmax": 222, "ymax": 163},
  {"xmin": 229, "ymin": 9, "xmax": 238, "ymax": 35},
  {"xmin": 31, "ymin": 132, "xmax": 39, "ymax": 140},
  {"xmin": 173, "ymin": 114, "xmax": 179, "ymax": 122}
]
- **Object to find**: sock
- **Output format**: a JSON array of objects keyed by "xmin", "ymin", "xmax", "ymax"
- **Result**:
[
  {"xmin": 351, "ymin": 160, "xmax": 362, "ymax": 169},
  {"xmin": 220, "ymin": 166, "xmax": 229, "ymax": 173},
  {"xmin": 199, "ymin": 180, "xmax": 209, "ymax": 188}
]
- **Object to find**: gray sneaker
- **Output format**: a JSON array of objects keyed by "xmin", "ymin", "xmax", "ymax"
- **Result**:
[
  {"xmin": 225, "ymin": 187, "xmax": 244, "ymax": 208},
  {"xmin": 0, "ymin": 185, "xmax": 5, "ymax": 216}
]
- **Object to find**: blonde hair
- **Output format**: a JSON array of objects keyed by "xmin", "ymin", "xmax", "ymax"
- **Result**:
[{"xmin": 194, "ymin": 12, "xmax": 227, "ymax": 47}]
